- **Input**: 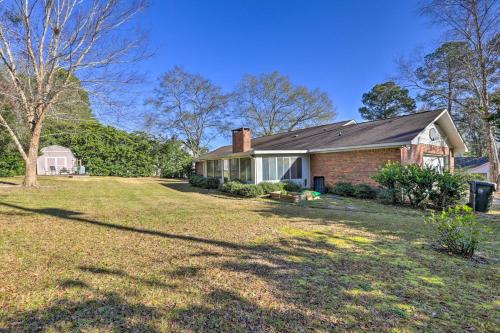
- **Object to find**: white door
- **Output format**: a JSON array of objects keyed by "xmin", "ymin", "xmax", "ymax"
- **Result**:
[{"xmin": 45, "ymin": 157, "xmax": 67, "ymax": 174}]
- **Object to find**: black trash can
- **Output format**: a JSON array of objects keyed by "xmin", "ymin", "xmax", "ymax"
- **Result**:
[{"xmin": 469, "ymin": 180, "xmax": 496, "ymax": 212}]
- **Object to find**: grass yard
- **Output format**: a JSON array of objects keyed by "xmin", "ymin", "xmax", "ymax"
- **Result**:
[{"xmin": 0, "ymin": 177, "xmax": 498, "ymax": 332}]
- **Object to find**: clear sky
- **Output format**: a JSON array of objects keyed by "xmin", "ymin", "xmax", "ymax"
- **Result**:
[{"xmin": 123, "ymin": 0, "xmax": 445, "ymax": 148}]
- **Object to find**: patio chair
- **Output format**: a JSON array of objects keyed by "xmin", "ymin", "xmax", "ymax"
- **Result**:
[{"xmin": 49, "ymin": 166, "xmax": 57, "ymax": 175}]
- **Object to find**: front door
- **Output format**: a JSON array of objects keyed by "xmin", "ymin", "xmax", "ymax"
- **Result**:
[{"xmin": 313, "ymin": 176, "xmax": 326, "ymax": 194}]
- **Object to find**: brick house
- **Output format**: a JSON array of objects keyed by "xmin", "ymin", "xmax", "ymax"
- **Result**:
[{"xmin": 194, "ymin": 110, "xmax": 467, "ymax": 192}]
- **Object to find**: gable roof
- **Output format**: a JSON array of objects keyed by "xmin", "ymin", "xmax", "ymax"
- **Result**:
[
  {"xmin": 455, "ymin": 156, "xmax": 489, "ymax": 169},
  {"xmin": 198, "ymin": 110, "xmax": 466, "ymax": 160}
]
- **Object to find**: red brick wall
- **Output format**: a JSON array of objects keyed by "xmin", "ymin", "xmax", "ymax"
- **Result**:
[
  {"xmin": 232, "ymin": 128, "xmax": 252, "ymax": 153},
  {"xmin": 401, "ymin": 144, "xmax": 454, "ymax": 172},
  {"xmin": 195, "ymin": 162, "xmax": 204, "ymax": 175},
  {"xmin": 310, "ymin": 148, "xmax": 401, "ymax": 187},
  {"xmin": 310, "ymin": 144, "xmax": 455, "ymax": 189}
]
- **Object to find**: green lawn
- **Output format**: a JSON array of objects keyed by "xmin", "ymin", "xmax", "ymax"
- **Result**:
[{"xmin": 0, "ymin": 177, "xmax": 498, "ymax": 332}]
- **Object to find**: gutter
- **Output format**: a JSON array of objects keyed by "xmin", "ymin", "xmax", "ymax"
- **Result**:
[{"xmin": 309, "ymin": 142, "xmax": 410, "ymax": 153}]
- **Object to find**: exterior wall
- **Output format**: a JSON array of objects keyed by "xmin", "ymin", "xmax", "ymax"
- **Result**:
[
  {"xmin": 36, "ymin": 146, "xmax": 76, "ymax": 175},
  {"xmin": 465, "ymin": 163, "xmax": 489, "ymax": 179},
  {"xmin": 401, "ymin": 144, "xmax": 454, "ymax": 172},
  {"xmin": 412, "ymin": 123, "xmax": 449, "ymax": 147},
  {"xmin": 195, "ymin": 161, "xmax": 204, "ymax": 175},
  {"xmin": 310, "ymin": 148, "xmax": 401, "ymax": 187},
  {"xmin": 310, "ymin": 144, "xmax": 455, "ymax": 189}
]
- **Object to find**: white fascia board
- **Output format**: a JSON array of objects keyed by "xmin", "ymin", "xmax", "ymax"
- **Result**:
[
  {"xmin": 195, "ymin": 151, "xmax": 253, "ymax": 161},
  {"xmin": 343, "ymin": 120, "xmax": 357, "ymax": 126},
  {"xmin": 253, "ymin": 150, "xmax": 308, "ymax": 154},
  {"xmin": 309, "ymin": 142, "xmax": 409, "ymax": 153},
  {"xmin": 434, "ymin": 110, "xmax": 468, "ymax": 153}
]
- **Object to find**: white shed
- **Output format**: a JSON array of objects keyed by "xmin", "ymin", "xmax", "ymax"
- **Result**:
[{"xmin": 36, "ymin": 145, "xmax": 77, "ymax": 175}]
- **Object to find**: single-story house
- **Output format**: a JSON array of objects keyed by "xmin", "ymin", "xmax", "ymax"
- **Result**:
[
  {"xmin": 455, "ymin": 156, "xmax": 490, "ymax": 179},
  {"xmin": 36, "ymin": 145, "xmax": 77, "ymax": 175},
  {"xmin": 195, "ymin": 110, "xmax": 467, "ymax": 192}
]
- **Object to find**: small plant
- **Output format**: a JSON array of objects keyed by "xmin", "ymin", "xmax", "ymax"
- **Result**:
[
  {"xmin": 353, "ymin": 184, "xmax": 377, "ymax": 199},
  {"xmin": 283, "ymin": 181, "xmax": 301, "ymax": 192},
  {"xmin": 258, "ymin": 182, "xmax": 285, "ymax": 194},
  {"xmin": 425, "ymin": 205, "xmax": 488, "ymax": 257},
  {"xmin": 330, "ymin": 182, "xmax": 356, "ymax": 197}
]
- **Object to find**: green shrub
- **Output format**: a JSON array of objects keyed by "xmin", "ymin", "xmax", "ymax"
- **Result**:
[
  {"xmin": 330, "ymin": 182, "xmax": 356, "ymax": 197},
  {"xmin": 373, "ymin": 162, "xmax": 468, "ymax": 209},
  {"xmin": 429, "ymin": 172, "xmax": 468, "ymax": 209},
  {"xmin": 372, "ymin": 161, "xmax": 403, "ymax": 202},
  {"xmin": 258, "ymin": 182, "xmax": 285, "ymax": 194},
  {"xmin": 425, "ymin": 205, "xmax": 488, "ymax": 257},
  {"xmin": 377, "ymin": 188, "xmax": 400, "ymax": 204},
  {"xmin": 221, "ymin": 181, "xmax": 264, "ymax": 197},
  {"xmin": 283, "ymin": 181, "xmax": 301, "ymax": 192},
  {"xmin": 353, "ymin": 184, "xmax": 377, "ymax": 199},
  {"xmin": 399, "ymin": 164, "xmax": 437, "ymax": 208},
  {"xmin": 188, "ymin": 174, "xmax": 220, "ymax": 189}
]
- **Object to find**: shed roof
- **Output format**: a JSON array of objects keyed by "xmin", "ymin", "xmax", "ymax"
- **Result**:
[{"xmin": 455, "ymin": 156, "xmax": 489, "ymax": 169}]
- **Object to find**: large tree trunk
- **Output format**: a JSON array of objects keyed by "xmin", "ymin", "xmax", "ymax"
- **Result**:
[
  {"xmin": 483, "ymin": 120, "xmax": 500, "ymax": 187},
  {"xmin": 22, "ymin": 122, "xmax": 43, "ymax": 187}
]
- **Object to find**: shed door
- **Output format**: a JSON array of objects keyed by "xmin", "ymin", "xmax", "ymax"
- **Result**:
[
  {"xmin": 313, "ymin": 176, "xmax": 326, "ymax": 194},
  {"xmin": 46, "ymin": 157, "xmax": 67, "ymax": 169}
]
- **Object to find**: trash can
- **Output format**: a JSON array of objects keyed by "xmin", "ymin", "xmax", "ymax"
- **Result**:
[{"xmin": 469, "ymin": 180, "xmax": 496, "ymax": 212}]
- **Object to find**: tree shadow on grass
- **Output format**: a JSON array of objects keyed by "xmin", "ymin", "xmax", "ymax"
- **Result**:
[
  {"xmin": 78, "ymin": 265, "xmax": 177, "ymax": 289},
  {"xmin": 2, "ymin": 280, "xmax": 160, "ymax": 333},
  {"xmin": 1, "ymin": 201, "xmax": 496, "ymax": 332}
]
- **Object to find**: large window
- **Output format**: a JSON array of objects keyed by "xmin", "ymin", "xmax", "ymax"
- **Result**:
[
  {"xmin": 239, "ymin": 158, "xmax": 253, "ymax": 183},
  {"xmin": 207, "ymin": 160, "xmax": 214, "ymax": 177},
  {"xmin": 423, "ymin": 155, "xmax": 449, "ymax": 173},
  {"xmin": 263, "ymin": 157, "xmax": 302, "ymax": 181},
  {"xmin": 230, "ymin": 159, "xmax": 239, "ymax": 180},
  {"xmin": 223, "ymin": 160, "xmax": 229, "ymax": 179},
  {"xmin": 214, "ymin": 160, "xmax": 223, "ymax": 178}
]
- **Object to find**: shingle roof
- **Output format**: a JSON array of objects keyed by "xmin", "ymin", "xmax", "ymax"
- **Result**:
[
  {"xmin": 455, "ymin": 156, "xmax": 489, "ymax": 168},
  {"xmin": 198, "ymin": 110, "xmax": 443, "ymax": 160}
]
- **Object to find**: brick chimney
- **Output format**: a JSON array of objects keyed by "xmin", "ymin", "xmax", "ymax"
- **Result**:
[{"xmin": 232, "ymin": 128, "xmax": 251, "ymax": 153}]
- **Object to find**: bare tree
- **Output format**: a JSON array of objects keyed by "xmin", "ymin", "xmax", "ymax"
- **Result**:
[
  {"xmin": 420, "ymin": 0, "xmax": 500, "ymax": 184},
  {"xmin": 146, "ymin": 66, "xmax": 232, "ymax": 157},
  {"xmin": 0, "ymin": 0, "xmax": 146, "ymax": 187},
  {"xmin": 234, "ymin": 71, "xmax": 336, "ymax": 136}
]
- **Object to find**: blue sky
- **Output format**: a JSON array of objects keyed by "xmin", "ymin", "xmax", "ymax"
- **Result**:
[{"xmin": 121, "ymin": 0, "xmax": 445, "ymax": 148}]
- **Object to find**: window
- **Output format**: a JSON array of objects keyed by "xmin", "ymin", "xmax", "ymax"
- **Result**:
[
  {"xmin": 207, "ymin": 160, "xmax": 214, "ymax": 177},
  {"xmin": 262, "ymin": 157, "xmax": 302, "ymax": 181},
  {"xmin": 223, "ymin": 160, "xmax": 229, "ymax": 179},
  {"xmin": 230, "ymin": 159, "xmax": 239, "ymax": 180},
  {"xmin": 239, "ymin": 158, "xmax": 252, "ymax": 182},
  {"xmin": 214, "ymin": 160, "xmax": 222, "ymax": 178},
  {"xmin": 423, "ymin": 155, "xmax": 448, "ymax": 173}
]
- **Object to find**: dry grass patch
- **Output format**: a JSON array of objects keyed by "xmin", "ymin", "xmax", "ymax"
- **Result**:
[{"xmin": 0, "ymin": 177, "xmax": 498, "ymax": 332}]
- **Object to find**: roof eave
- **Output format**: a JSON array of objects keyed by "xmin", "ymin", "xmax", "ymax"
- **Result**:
[{"xmin": 309, "ymin": 142, "xmax": 410, "ymax": 153}]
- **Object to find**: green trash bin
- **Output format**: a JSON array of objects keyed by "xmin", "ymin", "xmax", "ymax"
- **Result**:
[{"xmin": 469, "ymin": 180, "xmax": 496, "ymax": 212}]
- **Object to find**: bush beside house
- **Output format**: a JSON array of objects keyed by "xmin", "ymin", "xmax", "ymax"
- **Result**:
[{"xmin": 373, "ymin": 162, "xmax": 468, "ymax": 210}]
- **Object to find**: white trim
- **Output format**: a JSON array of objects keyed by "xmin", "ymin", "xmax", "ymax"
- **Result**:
[
  {"xmin": 309, "ymin": 142, "xmax": 409, "ymax": 153},
  {"xmin": 343, "ymin": 120, "xmax": 357, "ymax": 126},
  {"xmin": 433, "ymin": 109, "xmax": 468, "ymax": 153},
  {"xmin": 253, "ymin": 150, "xmax": 308, "ymax": 154}
]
